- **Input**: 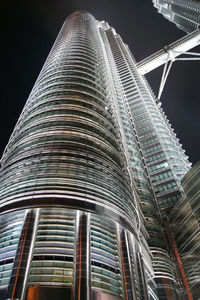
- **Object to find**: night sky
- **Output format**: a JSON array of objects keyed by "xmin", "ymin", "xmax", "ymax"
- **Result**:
[{"xmin": 2, "ymin": 0, "xmax": 199, "ymax": 165}]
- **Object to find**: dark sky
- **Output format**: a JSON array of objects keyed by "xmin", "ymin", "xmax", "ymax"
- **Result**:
[{"xmin": 1, "ymin": 0, "xmax": 199, "ymax": 165}]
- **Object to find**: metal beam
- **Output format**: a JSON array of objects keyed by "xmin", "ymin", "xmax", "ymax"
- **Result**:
[
  {"xmin": 157, "ymin": 50, "xmax": 200, "ymax": 99},
  {"xmin": 136, "ymin": 29, "xmax": 200, "ymax": 75}
]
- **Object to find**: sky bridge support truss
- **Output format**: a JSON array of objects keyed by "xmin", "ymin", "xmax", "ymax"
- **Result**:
[{"xmin": 136, "ymin": 29, "xmax": 200, "ymax": 99}]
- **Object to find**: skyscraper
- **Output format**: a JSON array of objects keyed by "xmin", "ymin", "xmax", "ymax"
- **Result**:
[
  {"xmin": 0, "ymin": 11, "xmax": 193, "ymax": 300},
  {"xmin": 153, "ymin": 0, "xmax": 200, "ymax": 33}
]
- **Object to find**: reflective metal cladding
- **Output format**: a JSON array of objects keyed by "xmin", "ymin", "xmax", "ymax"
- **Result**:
[
  {"xmin": 153, "ymin": 0, "xmax": 200, "ymax": 33},
  {"xmin": 0, "ymin": 12, "xmax": 137, "ymax": 230},
  {"xmin": 0, "ymin": 11, "xmax": 196, "ymax": 300}
]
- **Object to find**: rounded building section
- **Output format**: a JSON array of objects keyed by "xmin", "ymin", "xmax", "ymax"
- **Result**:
[
  {"xmin": 0, "ymin": 11, "xmax": 149, "ymax": 300},
  {"xmin": 0, "ymin": 12, "xmax": 138, "ymax": 233},
  {"xmin": 0, "ymin": 207, "xmax": 150, "ymax": 300}
]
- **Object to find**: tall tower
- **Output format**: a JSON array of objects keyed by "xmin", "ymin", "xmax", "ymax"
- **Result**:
[
  {"xmin": 0, "ymin": 11, "xmax": 192, "ymax": 300},
  {"xmin": 153, "ymin": 0, "xmax": 200, "ymax": 33}
]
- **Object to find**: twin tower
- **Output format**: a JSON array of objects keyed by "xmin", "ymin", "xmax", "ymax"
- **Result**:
[{"xmin": 0, "ymin": 11, "xmax": 192, "ymax": 300}]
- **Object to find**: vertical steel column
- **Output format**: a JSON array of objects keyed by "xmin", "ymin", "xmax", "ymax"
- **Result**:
[
  {"xmin": 7, "ymin": 209, "xmax": 35, "ymax": 300},
  {"xmin": 21, "ymin": 208, "xmax": 40, "ymax": 300},
  {"xmin": 74, "ymin": 211, "xmax": 90, "ymax": 300},
  {"xmin": 118, "ymin": 227, "xmax": 138, "ymax": 300},
  {"xmin": 136, "ymin": 250, "xmax": 149, "ymax": 300}
]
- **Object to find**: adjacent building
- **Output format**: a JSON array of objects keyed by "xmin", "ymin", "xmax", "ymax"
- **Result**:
[
  {"xmin": 153, "ymin": 0, "xmax": 200, "ymax": 33},
  {"xmin": 0, "ymin": 11, "xmax": 196, "ymax": 300},
  {"xmin": 169, "ymin": 161, "xmax": 200, "ymax": 299}
]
